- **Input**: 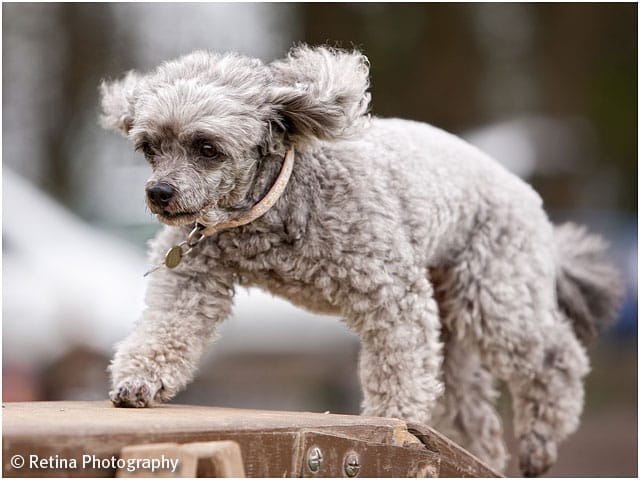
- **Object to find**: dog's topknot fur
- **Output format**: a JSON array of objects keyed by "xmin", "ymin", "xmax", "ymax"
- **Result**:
[{"xmin": 99, "ymin": 45, "xmax": 371, "ymax": 150}]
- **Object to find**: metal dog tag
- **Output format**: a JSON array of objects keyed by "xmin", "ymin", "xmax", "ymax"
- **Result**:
[{"xmin": 164, "ymin": 246, "xmax": 183, "ymax": 269}]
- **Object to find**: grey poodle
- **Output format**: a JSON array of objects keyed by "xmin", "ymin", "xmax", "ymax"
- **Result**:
[{"xmin": 99, "ymin": 45, "xmax": 623, "ymax": 476}]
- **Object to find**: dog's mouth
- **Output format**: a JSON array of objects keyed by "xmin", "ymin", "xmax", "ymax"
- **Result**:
[{"xmin": 157, "ymin": 210, "xmax": 199, "ymax": 225}]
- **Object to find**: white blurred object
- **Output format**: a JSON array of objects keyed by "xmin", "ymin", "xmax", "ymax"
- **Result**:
[
  {"xmin": 464, "ymin": 116, "xmax": 596, "ymax": 178},
  {"xmin": 3, "ymin": 169, "xmax": 356, "ymax": 367},
  {"xmin": 217, "ymin": 288, "xmax": 356, "ymax": 356},
  {"xmin": 3, "ymin": 168, "xmax": 147, "ymax": 365}
]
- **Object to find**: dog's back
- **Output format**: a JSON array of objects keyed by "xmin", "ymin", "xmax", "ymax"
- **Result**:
[{"xmin": 314, "ymin": 116, "xmax": 547, "ymax": 265}]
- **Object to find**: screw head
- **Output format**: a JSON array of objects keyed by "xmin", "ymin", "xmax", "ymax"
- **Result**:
[
  {"xmin": 307, "ymin": 446, "xmax": 324, "ymax": 473},
  {"xmin": 344, "ymin": 452, "xmax": 360, "ymax": 477}
]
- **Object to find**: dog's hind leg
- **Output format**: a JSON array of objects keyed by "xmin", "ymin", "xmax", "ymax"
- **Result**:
[
  {"xmin": 475, "ymin": 265, "xmax": 589, "ymax": 476},
  {"xmin": 506, "ymin": 320, "xmax": 589, "ymax": 477},
  {"xmin": 432, "ymin": 337, "xmax": 508, "ymax": 472},
  {"xmin": 440, "ymin": 220, "xmax": 590, "ymax": 476},
  {"xmin": 346, "ymin": 274, "xmax": 444, "ymax": 425}
]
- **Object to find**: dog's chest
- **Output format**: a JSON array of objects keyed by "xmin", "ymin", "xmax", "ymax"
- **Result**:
[{"xmin": 213, "ymin": 229, "xmax": 343, "ymax": 316}]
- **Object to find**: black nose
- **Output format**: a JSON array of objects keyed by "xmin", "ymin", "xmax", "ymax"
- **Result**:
[{"xmin": 146, "ymin": 182, "xmax": 175, "ymax": 207}]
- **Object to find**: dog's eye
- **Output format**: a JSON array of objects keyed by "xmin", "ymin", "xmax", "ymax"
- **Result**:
[
  {"xmin": 200, "ymin": 143, "xmax": 219, "ymax": 159},
  {"xmin": 136, "ymin": 142, "xmax": 155, "ymax": 158},
  {"xmin": 143, "ymin": 145, "xmax": 155, "ymax": 157}
]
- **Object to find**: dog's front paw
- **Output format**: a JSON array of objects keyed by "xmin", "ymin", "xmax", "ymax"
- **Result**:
[
  {"xmin": 519, "ymin": 431, "xmax": 557, "ymax": 477},
  {"xmin": 110, "ymin": 379, "xmax": 162, "ymax": 408}
]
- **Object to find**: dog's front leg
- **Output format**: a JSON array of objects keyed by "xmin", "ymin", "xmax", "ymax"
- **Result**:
[
  {"xmin": 109, "ymin": 228, "xmax": 234, "ymax": 407},
  {"xmin": 349, "ymin": 277, "xmax": 444, "ymax": 424}
]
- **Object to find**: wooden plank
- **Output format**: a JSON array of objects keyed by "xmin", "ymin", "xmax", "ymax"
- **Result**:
[
  {"xmin": 180, "ymin": 441, "xmax": 245, "ymax": 477},
  {"xmin": 3, "ymin": 401, "xmax": 500, "ymax": 478},
  {"xmin": 3, "ymin": 401, "xmax": 405, "ymax": 439},
  {"xmin": 2, "ymin": 401, "xmax": 413, "ymax": 478},
  {"xmin": 116, "ymin": 443, "xmax": 197, "ymax": 478},
  {"xmin": 4, "ymin": 427, "xmax": 299, "ymax": 477},
  {"xmin": 116, "ymin": 441, "xmax": 245, "ymax": 478},
  {"xmin": 407, "ymin": 423, "xmax": 502, "ymax": 478}
]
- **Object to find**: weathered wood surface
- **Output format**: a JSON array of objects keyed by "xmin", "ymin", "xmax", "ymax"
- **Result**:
[
  {"xmin": 116, "ymin": 441, "xmax": 245, "ymax": 478},
  {"xmin": 408, "ymin": 423, "xmax": 501, "ymax": 478},
  {"xmin": 3, "ymin": 401, "xmax": 501, "ymax": 478},
  {"xmin": 116, "ymin": 442, "xmax": 198, "ymax": 478},
  {"xmin": 179, "ymin": 441, "xmax": 246, "ymax": 477}
]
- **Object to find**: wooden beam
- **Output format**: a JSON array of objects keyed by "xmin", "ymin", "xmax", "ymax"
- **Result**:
[{"xmin": 3, "ymin": 401, "xmax": 500, "ymax": 477}]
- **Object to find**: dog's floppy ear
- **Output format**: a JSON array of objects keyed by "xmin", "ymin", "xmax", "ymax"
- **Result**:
[
  {"xmin": 267, "ymin": 45, "xmax": 371, "ymax": 146},
  {"xmin": 99, "ymin": 70, "xmax": 140, "ymax": 136}
]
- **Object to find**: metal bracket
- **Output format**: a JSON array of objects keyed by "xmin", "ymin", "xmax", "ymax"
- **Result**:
[{"xmin": 294, "ymin": 430, "xmax": 440, "ymax": 478}]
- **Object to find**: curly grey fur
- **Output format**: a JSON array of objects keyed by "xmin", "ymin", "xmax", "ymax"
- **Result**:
[
  {"xmin": 99, "ymin": 70, "xmax": 140, "ymax": 134},
  {"xmin": 99, "ymin": 45, "xmax": 623, "ymax": 476},
  {"xmin": 268, "ymin": 45, "xmax": 371, "ymax": 146}
]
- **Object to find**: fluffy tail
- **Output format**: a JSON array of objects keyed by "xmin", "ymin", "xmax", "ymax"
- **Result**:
[{"xmin": 554, "ymin": 223, "xmax": 625, "ymax": 344}]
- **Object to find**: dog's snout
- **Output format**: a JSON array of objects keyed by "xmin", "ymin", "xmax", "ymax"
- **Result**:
[{"xmin": 146, "ymin": 182, "xmax": 175, "ymax": 207}]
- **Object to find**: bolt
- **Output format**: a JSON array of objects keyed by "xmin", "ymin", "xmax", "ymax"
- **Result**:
[
  {"xmin": 344, "ymin": 452, "xmax": 360, "ymax": 477},
  {"xmin": 307, "ymin": 447, "xmax": 324, "ymax": 473}
]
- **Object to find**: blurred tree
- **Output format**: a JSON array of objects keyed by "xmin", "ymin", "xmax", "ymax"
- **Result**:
[
  {"xmin": 3, "ymin": 3, "xmax": 136, "ymax": 207},
  {"xmin": 297, "ymin": 4, "xmax": 485, "ymax": 129},
  {"xmin": 534, "ymin": 4, "xmax": 637, "ymax": 213},
  {"xmin": 46, "ymin": 4, "xmax": 136, "ymax": 205},
  {"xmin": 296, "ymin": 3, "xmax": 637, "ymax": 213}
]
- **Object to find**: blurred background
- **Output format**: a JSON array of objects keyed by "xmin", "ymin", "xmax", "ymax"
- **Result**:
[{"xmin": 3, "ymin": 3, "xmax": 637, "ymax": 476}]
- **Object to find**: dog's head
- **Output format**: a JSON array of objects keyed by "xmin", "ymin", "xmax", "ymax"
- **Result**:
[{"xmin": 99, "ymin": 45, "xmax": 370, "ymax": 227}]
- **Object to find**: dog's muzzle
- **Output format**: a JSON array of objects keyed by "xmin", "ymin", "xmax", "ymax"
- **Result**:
[
  {"xmin": 144, "ymin": 148, "xmax": 295, "ymax": 276},
  {"xmin": 146, "ymin": 182, "xmax": 175, "ymax": 209}
]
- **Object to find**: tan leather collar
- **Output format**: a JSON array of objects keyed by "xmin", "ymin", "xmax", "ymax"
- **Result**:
[{"xmin": 198, "ymin": 147, "xmax": 295, "ymax": 236}]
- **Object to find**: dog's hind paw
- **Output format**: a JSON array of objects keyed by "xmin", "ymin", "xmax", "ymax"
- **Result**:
[
  {"xmin": 110, "ymin": 379, "xmax": 161, "ymax": 408},
  {"xmin": 519, "ymin": 431, "xmax": 557, "ymax": 477}
]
